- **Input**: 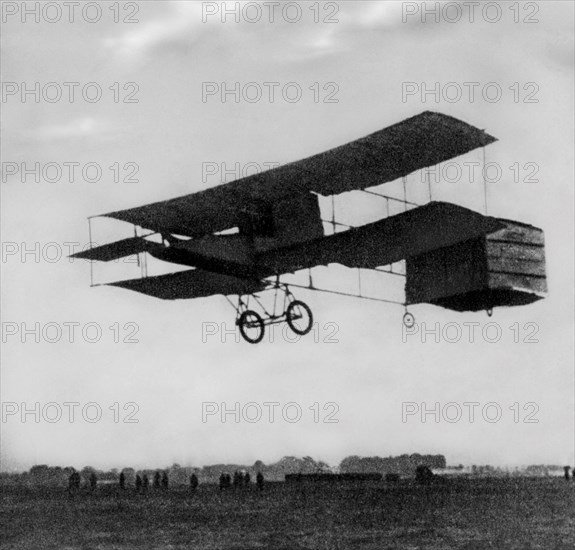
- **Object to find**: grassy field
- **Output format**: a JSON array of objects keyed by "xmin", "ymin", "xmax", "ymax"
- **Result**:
[{"xmin": 1, "ymin": 477, "xmax": 573, "ymax": 549}]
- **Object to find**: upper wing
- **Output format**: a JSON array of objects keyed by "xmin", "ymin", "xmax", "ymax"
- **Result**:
[
  {"xmin": 257, "ymin": 202, "xmax": 505, "ymax": 275},
  {"xmin": 100, "ymin": 111, "xmax": 496, "ymax": 237},
  {"xmin": 105, "ymin": 269, "xmax": 267, "ymax": 300}
]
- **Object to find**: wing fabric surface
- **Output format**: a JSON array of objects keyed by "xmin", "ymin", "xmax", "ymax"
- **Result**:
[
  {"xmin": 101, "ymin": 112, "xmax": 497, "ymax": 236},
  {"xmin": 257, "ymin": 202, "xmax": 505, "ymax": 275},
  {"xmin": 70, "ymin": 237, "xmax": 159, "ymax": 262},
  {"xmin": 106, "ymin": 269, "xmax": 267, "ymax": 300}
]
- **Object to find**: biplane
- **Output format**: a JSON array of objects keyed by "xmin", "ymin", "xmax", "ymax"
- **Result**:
[{"xmin": 72, "ymin": 111, "xmax": 547, "ymax": 343}]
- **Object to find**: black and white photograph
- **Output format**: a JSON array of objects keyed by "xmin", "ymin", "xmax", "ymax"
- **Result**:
[{"xmin": 1, "ymin": 1, "xmax": 574, "ymax": 548}]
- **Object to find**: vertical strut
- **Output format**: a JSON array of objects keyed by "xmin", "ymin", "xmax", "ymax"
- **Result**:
[
  {"xmin": 427, "ymin": 167, "xmax": 432, "ymax": 202},
  {"xmin": 331, "ymin": 194, "xmax": 336, "ymax": 234},
  {"xmin": 273, "ymin": 282, "xmax": 279, "ymax": 317},
  {"xmin": 88, "ymin": 217, "xmax": 94, "ymax": 287},
  {"xmin": 402, "ymin": 175, "xmax": 408, "ymax": 212},
  {"xmin": 482, "ymin": 146, "xmax": 488, "ymax": 215},
  {"xmin": 134, "ymin": 226, "xmax": 142, "ymax": 279}
]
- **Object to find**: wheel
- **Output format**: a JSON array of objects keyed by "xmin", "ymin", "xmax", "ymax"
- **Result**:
[
  {"xmin": 403, "ymin": 311, "xmax": 415, "ymax": 328},
  {"xmin": 237, "ymin": 310, "xmax": 265, "ymax": 344},
  {"xmin": 286, "ymin": 300, "xmax": 313, "ymax": 336}
]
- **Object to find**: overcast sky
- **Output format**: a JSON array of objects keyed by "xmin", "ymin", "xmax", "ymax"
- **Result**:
[{"xmin": 1, "ymin": 1, "xmax": 574, "ymax": 472}]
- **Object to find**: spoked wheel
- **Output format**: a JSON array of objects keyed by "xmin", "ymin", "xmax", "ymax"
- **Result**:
[
  {"xmin": 238, "ymin": 310, "xmax": 265, "ymax": 344},
  {"xmin": 286, "ymin": 300, "xmax": 313, "ymax": 336},
  {"xmin": 403, "ymin": 311, "xmax": 415, "ymax": 328}
]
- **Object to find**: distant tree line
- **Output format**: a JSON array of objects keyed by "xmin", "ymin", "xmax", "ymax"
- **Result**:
[{"xmin": 2, "ymin": 456, "xmax": 572, "ymax": 489}]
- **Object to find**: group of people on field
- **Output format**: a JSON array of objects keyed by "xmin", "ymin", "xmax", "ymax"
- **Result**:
[{"xmin": 69, "ymin": 469, "xmax": 263, "ymax": 492}]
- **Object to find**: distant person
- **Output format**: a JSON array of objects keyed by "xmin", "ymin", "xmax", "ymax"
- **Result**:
[
  {"xmin": 564, "ymin": 466, "xmax": 571, "ymax": 481},
  {"xmin": 256, "ymin": 472, "xmax": 264, "ymax": 491},
  {"xmin": 219, "ymin": 472, "xmax": 226, "ymax": 490},
  {"xmin": 153, "ymin": 471, "xmax": 161, "ymax": 489},
  {"xmin": 244, "ymin": 472, "xmax": 251, "ymax": 485},
  {"xmin": 135, "ymin": 474, "xmax": 142, "ymax": 492},
  {"xmin": 119, "ymin": 472, "xmax": 126, "ymax": 490},
  {"xmin": 190, "ymin": 473, "xmax": 199, "ymax": 492},
  {"xmin": 142, "ymin": 474, "xmax": 149, "ymax": 492},
  {"xmin": 89, "ymin": 472, "xmax": 97, "ymax": 491},
  {"xmin": 161, "ymin": 471, "xmax": 169, "ymax": 489}
]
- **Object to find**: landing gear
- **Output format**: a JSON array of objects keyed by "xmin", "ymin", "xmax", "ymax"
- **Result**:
[
  {"xmin": 402, "ymin": 311, "xmax": 415, "ymax": 328},
  {"xmin": 286, "ymin": 300, "xmax": 313, "ymax": 336},
  {"xmin": 234, "ymin": 282, "xmax": 313, "ymax": 344},
  {"xmin": 237, "ymin": 310, "xmax": 265, "ymax": 344}
]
